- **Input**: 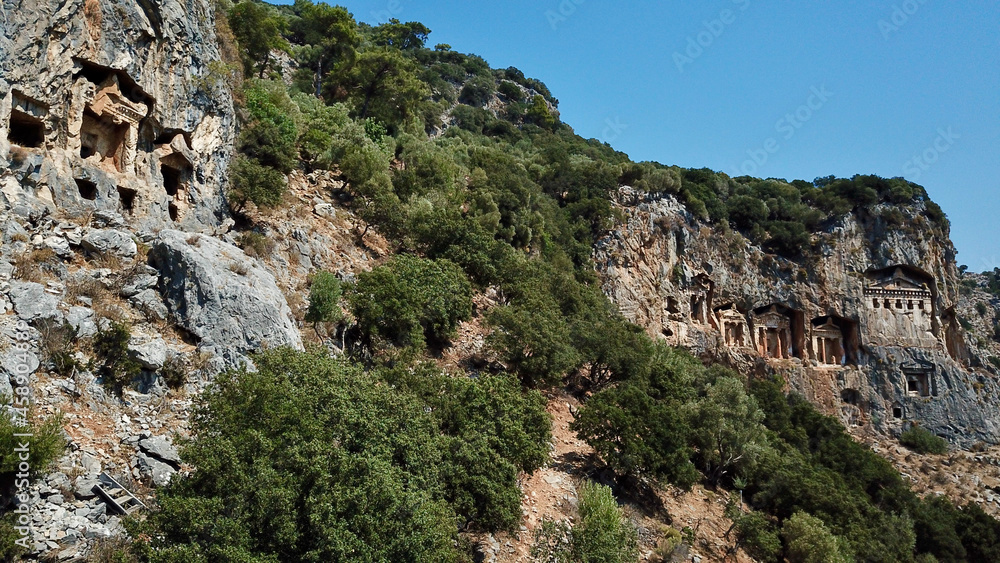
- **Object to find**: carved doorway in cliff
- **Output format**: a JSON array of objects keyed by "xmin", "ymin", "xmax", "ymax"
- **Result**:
[
  {"xmin": 7, "ymin": 91, "xmax": 48, "ymax": 149},
  {"xmin": 752, "ymin": 304, "xmax": 802, "ymax": 360},
  {"xmin": 160, "ymin": 153, "xmax": 192, "ymax": 222},
  {"xmin": 8, "ymin": 109, "xmax": 44, "ymax": 148},
  {"xmin": 811, "ymin": 316, "xmax": 860, "ymax": 366},
  {"xmin": 715, "ymin": 304, "xmax": 750, "ymax": 348},
  {"xmin": 902, "ymin": 360, "xmax": 935, "ymax": 398},
  {"xmin": 840, "ymin": 388, "xmax": 865, "ymax": 426},
  {"xmin": 80, "ymin": 108, "xmax": 130, "ymax": 172}
]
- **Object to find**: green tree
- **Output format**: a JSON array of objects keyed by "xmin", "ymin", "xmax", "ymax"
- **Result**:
[
  {"xmin": 289, "ymin": 0, "xmax": 358, "ymax": 97},
  {"xmin": 527, "ymin": 95, "xmax": 556, "ymax": 129},
  {"xmin": 912, "ymin": 496, "xmax": 966, "ymax": 562},
  {"xmin": 348, "ymin": 255, "xmax": 472, "ymax": 352},
  {"xmin": 228, "ymin": 1, "xmax": 289, "ymax": 78},
  {"xmin": 293, "ymin": 95, "xmax": 350, "ymax": 167},
  {"xmin": 331, "ymin": 47, "xmax": 430, "ymax": 127},
  {"xmin": 687, "ymin": 377, "xmax": 768, "ymax": 486},
  {"xmin": 459, "ymin": 76, "xmax": 496, "ymax": 107},
  {"xmin": 782, "ymin": 512, "xmax": 853, "ymax": 563},
  {"xmin": 571, "ymin": 482, "xmax": 639, "ymax": 563},
  {"xmin": 240, "ymin": 80, "xmax": 300, "ymax": 174},
  {"xmin": 729, "ymin": 509, "xmax": 782, "ymax": 563},
  {"xmin": 133, "ymin": 349, "xmax": 463, "ymax": 563},
  {"xmin": 570, "ymin": 345, "xmax": 700, "ymax": 487},
  {"xmin": 486, "ymin": 295, "xmax": 579, "ymax": 388},
  {"xmin": 370, "ymin": 19, "xmax": 431, "ymax": 50},
  {"xmin": 227, "ymin": 156, "xmax": 287, "ymax": 211},
  {"xmin": 305, "ymin": 270, "xmax": 342, "ymax": 326}
]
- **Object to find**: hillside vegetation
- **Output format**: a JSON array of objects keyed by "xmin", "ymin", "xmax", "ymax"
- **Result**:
[{"xmin": 96, "ymin": 1, "xmax": 999, "ymax": 562}]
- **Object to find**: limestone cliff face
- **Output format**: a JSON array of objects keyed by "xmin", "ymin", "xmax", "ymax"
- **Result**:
[
  {"xmin": 596, "ymin": 188, "xmax": 1000, "ymax": 447},
  {"xmin": 0, "ymin": 0, "xmax": 235, "ymax": 230}
]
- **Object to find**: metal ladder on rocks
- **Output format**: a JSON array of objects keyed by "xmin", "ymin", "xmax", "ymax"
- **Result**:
[{"xmin": 94, "ymin": 472, "xmax": 147, "ymax": 516}]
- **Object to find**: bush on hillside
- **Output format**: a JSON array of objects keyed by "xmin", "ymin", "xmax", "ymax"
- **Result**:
[
  {"xmin": 349, "ymin": 255, "xmax": 471, "ymax": 351},
  {"xmin": 900, "ymin": 426, "xmax": 949, "ymax": 455}
]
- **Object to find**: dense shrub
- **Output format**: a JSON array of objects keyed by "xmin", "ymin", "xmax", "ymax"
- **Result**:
[
  {"xmin": 730, "ymin": 509, "xmax": 782, "ymax": 562},
  {"xmin": 131, "ymin": 349, "xmax": 550, "ymax": 561},
  {"xmin": 132, "ymin": 350, "xmax": 463, "ymax": 562},
  {"xmin": 91, "ymin": 321, "xmax": 141, "ymax": 394},
  {"xmin": 900, "ymin": 426, "xmax": 949, "ymax": 455},
  {"xmin": 305, "ymin": 270, "xmax": 343, "ymax": 325},
  {"xmin": 349, "ymin": 255, "xmax": 472, "ymax": 351},
  {"xmin": 531, "ymin": 482, "xmax": 638, "ymax": 563},
  {"xmin": 386, "ymin": 364, "xmax": 550, "ymax": 529},
  {"xmin": 227, "ymin": 155, "xmax": 287, "ymax": 211},
  {"xmin": 526, "ymin": 95, "xmax": 556, "ymax": 129},
  {"xmin": 781, "ymin": 512, "xmax": 852, "ymax": 563},
  {"xmin": 497, "ymin": 80, "xmax": 523, "ymax": 102},
  {"xmin": 458, "ymin": 75, "xmax": 496, "ymax": 107},
  {"xmin": 0, "ymin": 398, "xmax": 65, "ymax": 557},
  {"xmin": 571, "ymin": 346, "xmax": 707, "ymax": 488},
  {"xmin": 486, "ymin": 294, "xmax": 580, "ymax": 388},
  {"xmin": 239, "ymin": 80, "xmax": 299, "ymax": 173},
  {"xmin": 571, "ymin": 482, "xmax": 639, "ymax": 562}
]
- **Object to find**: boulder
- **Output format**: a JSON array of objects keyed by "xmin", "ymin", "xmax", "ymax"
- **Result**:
[
  {"xmin": 120, "ymin": 266, "xmax": 159, "ymax": 297},
  {"xmin": 135, "ymin": 452, "xmax": 175, "ymax": 487},
  {"xmin": 139, "ymin": 435, "xmax": 181, "ymax": 466},
  {"xmin": 66, "ymin": 307, "xmax": 97, "ymax": 338},
  {"xmin": 129, "ymin": 289, "xmax": 169, "ymax": 321},
  {"xmin": 148, "ymin": 230, "xmax": 302, "ymax": 367},
  {"xmin": 128, "ymin": 335, "xmax": 167, "ymax": 370},
  {"xmin": 81, "ymin": 229, "xmax": 137, "ymax": 259},
  {"xmin": 43, "ymin": 235, "xmax": 72, "ymax": 258},
  {"xmin": 9, "ymin": 281, "xmax": 61, "ymax": 323},
  {"xmin": 73, "ymin": 477, "xmax": 101, "ymax": 500},
  {"xmin": 80, "ymin": 452, "xmax": 101, "ymax": 476}
]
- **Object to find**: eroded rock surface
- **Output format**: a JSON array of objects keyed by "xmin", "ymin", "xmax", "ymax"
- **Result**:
[
  {"xmin": 596, "ymin": 188, "xmax": 1000, "ymax": 446},
  {"xmin": 149, "ymin": 230, "xmax": 303, "ymax": 369},
  {"xmin": 0, "ymin": 0, "xmax": 235, "ymax": 231}
]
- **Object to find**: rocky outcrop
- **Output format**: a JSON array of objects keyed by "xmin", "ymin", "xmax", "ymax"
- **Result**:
[
  {"xmin": 148, "ymin": 230, "xmax": 303, "ymax": 369},
  {"xmin": 596, "ymin": 188, "xmax": 1000, "ymax": 447},
  {"xmin": 0, "ymin": 0, "xmax": 235, "ymax": 231}
]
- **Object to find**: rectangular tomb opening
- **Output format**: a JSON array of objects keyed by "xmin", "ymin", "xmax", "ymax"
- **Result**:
[
  {"xmin": 752, "ymin": 305, "xmax": 798, "ymax": 360},
  {"xmin": 8, "ymin": 109, "xmax": 45, "ymax": 148},
  {"xmin": 160, "ymin": 153, "xmax": 192, "ymax": 222},
  {"xmin": 75, "ymin": 179, "xmax": 98, "ymax": 200},
  {"xmin": 80, "ymin": 109, "xmax": 129, "ymax": 172}
]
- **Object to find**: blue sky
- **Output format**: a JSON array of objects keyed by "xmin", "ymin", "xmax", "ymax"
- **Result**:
[{"xmin": 272, "ymin": 0, "xmax": 1000, "ymax": 271}]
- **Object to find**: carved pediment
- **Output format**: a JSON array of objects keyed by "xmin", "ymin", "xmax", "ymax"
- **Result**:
[
  {"xmin": 88, "ymin": 75, "xmax": 149, "ymax": 126},
  {"xmin": 865, "ymin": 266, "xmax": 933, "ymax": 296},
  {"xmin": 813, "ymin": 319, "xmax": 842, "ymax": 337},
  {"xmin": 755, "ymin": 311, "xmax": 789, "ymax": 329},
  {"xmin": 900, "ymin": 359, "xmax": 935, "ymax": 374}
]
